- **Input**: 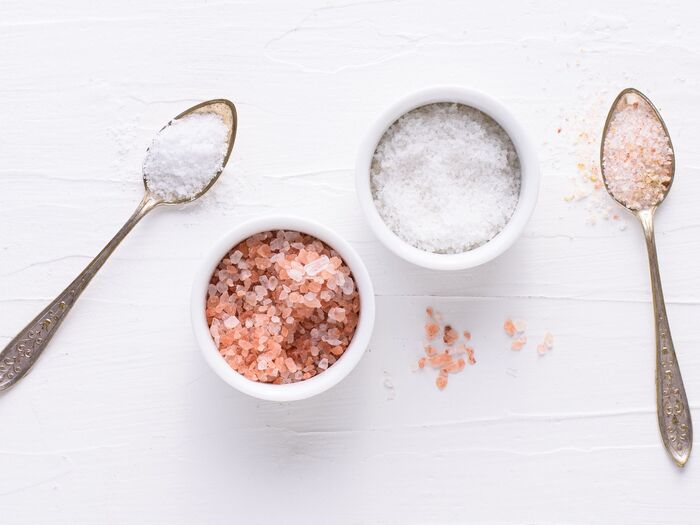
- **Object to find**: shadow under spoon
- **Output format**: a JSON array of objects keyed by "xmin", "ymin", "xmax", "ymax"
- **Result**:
[
  {"xmin": 600, "ymin": 87, "xmax": 692, "ymax": 467},
  {"xmin": 0, "ymin": 99, "xmax": 237, "ymax": 392}
]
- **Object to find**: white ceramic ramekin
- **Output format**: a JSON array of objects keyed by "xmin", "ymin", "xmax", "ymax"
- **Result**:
[
  {"xmin": 356, "ymin": 86, "xmax": 540, "ymax": 270},
  {"xmin": 191, "ymin": 215, "xmax": 375, "ymax": 402}
]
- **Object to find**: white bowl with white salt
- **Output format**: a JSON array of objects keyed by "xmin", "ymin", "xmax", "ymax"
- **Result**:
[{"xmin": 356, "ymin": 86, "xmax": 539, "ymax": 270}]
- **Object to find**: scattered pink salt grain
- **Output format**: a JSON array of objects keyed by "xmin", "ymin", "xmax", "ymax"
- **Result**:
[
  {"xmin": 510, "ymin": 336, "xmax": 527, "ymax": 351},
  {"xmin": 602, "ymin": 92, "xmax": 674, "ymax": 210},
  {"xmin": 504, "ymin": 317, "xmax": 528, "ymax": 351},
  {"xmin": 503, "ymin": 316, "xmax": 556, "ymax": 356},
  {"xmin": 538, "ymin": 331, "xmax": 555, "ymax": 355},
  {"xmin": 436, "ymin": 374, "xmax": 448, "ymax": 390},
  {"xmin": 466, "ymin": 347, "xmax": 476, "ymax": 365},
  {"xmin": 425, "ymin": 322, "xmax": 440, "ymax": 340},
  {"xmin": 206, "ymin": 230, "xmax": 360, "ymax": 384},
  {"xmin": 416, "ymin": 307, "xmax": 475, "ymax": 390},
  {"xmin": 503, "ymin": 319, "xmax": 516, "ymax": 337}
]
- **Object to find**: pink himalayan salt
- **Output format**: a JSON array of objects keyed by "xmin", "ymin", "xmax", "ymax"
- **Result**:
[
  {"xmin": 537, "ymin": 331, "xmax": 554, "ymax": 355},
  {"xmin": 206, "ymin": 230, "xmax": 360, "ymax": 384},
  {"xmin": 415, "ymin": 307, "xmax": 476, "ymax": 390},
  {"xmin": 602, "ymin": 92, "xmax": 674, "ymax": 210}
]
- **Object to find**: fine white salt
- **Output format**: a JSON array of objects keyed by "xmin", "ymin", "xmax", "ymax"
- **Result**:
[
  {"xmin": 370, "ymin": 103, "xmax": 521, "ymax": 253},
  {"xmin": 144, "ymin": 112, "xmax": 229, "ymax": 201}
]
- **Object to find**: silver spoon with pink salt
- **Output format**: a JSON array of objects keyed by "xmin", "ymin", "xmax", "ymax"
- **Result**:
[
  {"xmin": 0, "ymin": 99, "xmax": 237, "ymax": 391},
  {"xmin": 601, "ymin": 88, "xmax": 691, "ymax": 467}
]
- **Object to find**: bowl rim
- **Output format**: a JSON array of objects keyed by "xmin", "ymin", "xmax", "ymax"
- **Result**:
[
  {"xmin": 191, "ymin": 214, "xmax": 376, "ymax": 402},
  {"xmin": 355, "ymin": 85, "xmax": 540, "ymax": 270}
]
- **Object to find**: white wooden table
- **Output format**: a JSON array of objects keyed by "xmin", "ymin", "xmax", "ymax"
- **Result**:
[{"xmin": 2, "ymin": 1, "xmax": 700, "ymax": 522}]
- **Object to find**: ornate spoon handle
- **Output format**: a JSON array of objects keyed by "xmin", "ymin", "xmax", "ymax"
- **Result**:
[
  {"xmin": 639, "ymin": 209, "xmax": 693, "ymax": 466},
  {"xmin": 0, "ymin": 194, "xmax": 157, "ymax": 392}
]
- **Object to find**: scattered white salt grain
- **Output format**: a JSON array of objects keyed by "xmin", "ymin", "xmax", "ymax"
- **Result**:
[
  {"xmin": 144, "ymin": 112, "xmax": 229, "ymax": 201},
  {"xmin": 383, "ymin": 371, "xmax": 396, "ymax": 401},
  {"xmin": 370, "ymin": 103, "xmax": 521, "ymax": 253}
]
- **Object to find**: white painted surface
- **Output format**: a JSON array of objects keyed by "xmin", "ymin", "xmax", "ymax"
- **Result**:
[{"xmin": 1, "ymin": 0, "xmax": 700, "ymax": 523}]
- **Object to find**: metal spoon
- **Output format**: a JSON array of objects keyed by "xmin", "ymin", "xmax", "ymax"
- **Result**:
[
  {"xmin": 600, "ymin": 88, "xmax": 692, "ymax": 466},
  {"xmin": 0, "ymin": 99, "xmax": 237, "ymax": 391}
]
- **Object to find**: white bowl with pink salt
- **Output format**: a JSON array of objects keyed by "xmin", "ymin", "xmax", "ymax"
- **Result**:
[
  {"xmin": 356, "ymin": 86, "xmax": 539, "ymax": 270},
  {"xmin": 191, "ymin": 215, "xmax": 375, "ymax": 401}
]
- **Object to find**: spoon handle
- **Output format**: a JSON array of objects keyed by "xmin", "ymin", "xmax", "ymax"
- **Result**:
[
  {"xmin": 639, "ymin": 209, "xmax": 693, "ymax": 466},
  {"xmin": 0, "ymin": 194, "xmax": 157, "ymax": 392}
]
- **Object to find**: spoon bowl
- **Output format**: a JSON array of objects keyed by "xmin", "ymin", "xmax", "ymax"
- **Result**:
[
  {"xmin": 601, "ymin": 88, "xmax": 675, "ymax": 211},
  {"xmin": 144, "ymin": 99, "xmax": 237, "ymax": 205}
]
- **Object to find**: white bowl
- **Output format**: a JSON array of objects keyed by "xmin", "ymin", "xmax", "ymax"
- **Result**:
[
  {"xmin": 191, "ymin": 215, "xmax": 376, "ymax": 402},
  {"xmin": 355, "ymin": 86, "xmax": 539, "ymax": 270}
]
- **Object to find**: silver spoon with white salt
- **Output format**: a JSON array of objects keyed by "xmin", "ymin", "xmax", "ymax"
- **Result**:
[{"xmin": 0, "ymin": 99, "xmax": 237, "ymax": 391}]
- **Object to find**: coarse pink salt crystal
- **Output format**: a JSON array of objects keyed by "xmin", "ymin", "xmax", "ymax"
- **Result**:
[
  {"xmin": 466, "ymin": 347, "xmax": 476, "ymax": 365},
  {"xmin": 425, "ymin": 322, "xmax": 440, "ymax": 340},
  {"xmin": 443, "ymin": 325, "xmax": 459, "ymax": 345},
  {"xmin": 511, "ymin": 336, "xmax": 527, "ymax": 351},
  {"xmin": 503, "ymin": 319, "xmax": 516, "ymax": 337},
  {"xmin": 285, "ymin": 357, "xmax": 298, "ymax": 373},
  {"xmin": 223, "ymin": 316, "xmax": 240, "ymax": 329},
  {"xmin": 328, "ymin": 307, "xmax": 346, "ymax": 322}
]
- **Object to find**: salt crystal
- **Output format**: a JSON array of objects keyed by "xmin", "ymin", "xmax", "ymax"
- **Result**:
[
  {"xmin": 370, "ymin": 103, "xmax": 521, "ymax": 253},
  {"xmin": 328, "ymin": 307, "xmax": 346, "ymax": 322},
  {"xmin": 223, "ymin": 316, "xmax": 240, "ymax": 329},
  {"xmin": 267, "ymin": 276, "xmax": 278, "ymax": 290},
  {"xmin": 304, "ymin": 255, "xmax": 329, "ymax": 276},
  {"xmin": 288, "ymin": 268, "xmax": 303, "ymax": 282},
  {"xmin": 143, "ymin": 113, "xmax": 229, "ymax": 201},
  {"xmin": 341, "ymin": 277, "xmax": 355, "ymax": 295},
  {"xmin": 285, "ymin": 358, "xmax": 298, "ymax": 373}
]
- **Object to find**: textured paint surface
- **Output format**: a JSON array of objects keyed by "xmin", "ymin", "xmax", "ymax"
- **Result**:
[{"xmin": 2, "ymin": 0, "xmax": 700, "ymax": 523}]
